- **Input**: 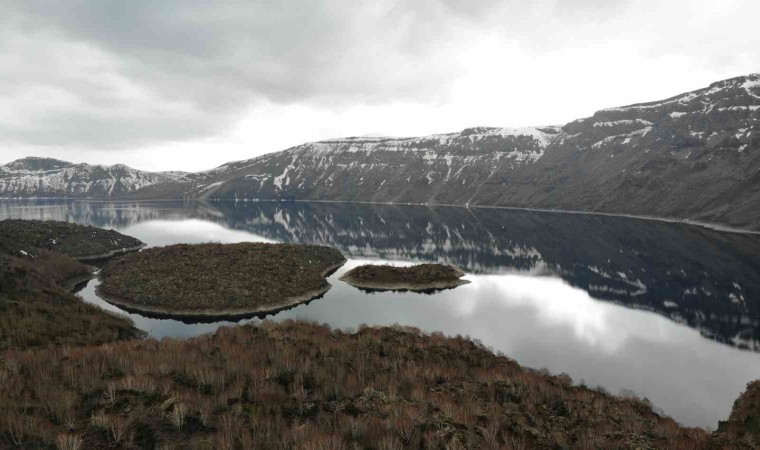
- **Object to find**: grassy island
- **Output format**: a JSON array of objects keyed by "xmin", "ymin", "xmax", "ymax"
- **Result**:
[
  {"xmin": 340, "ymin": 263, "xmax": 470, "ymax": 292},
  {"xmin": 98, "ymin": 243, "xmax": 346, "ymax": 319}
]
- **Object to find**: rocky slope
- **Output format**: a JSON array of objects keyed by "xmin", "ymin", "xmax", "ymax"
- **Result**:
[
  {"xmin": 4, "ymin": 74, "xmax": 759, "ymax": 230},
  {"xmin": 135, "ymin": 73, "xmax": 760, "ymax": 230},
  {"xmin": 0, "ymin": 157, "xmax": 185, "ymax": 198},
  {"xmin": 132, "ymin": 126, "xmax": 567, "ymax": 203}
]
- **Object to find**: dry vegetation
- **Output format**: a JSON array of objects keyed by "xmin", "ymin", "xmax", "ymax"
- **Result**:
[
  {"xmin": 0, "ymin": 250, "xmax": 140, "ymax": 351},
  {"xmin": 0, "ymin": 219, "xmax": 144, "ymax": 260},
  {"xmin": 0, "ymin": 320, "xmax": 717, "ymax": 450},
  {"xmin": 98, "ymin": 243, "xmax": 346, "ymax": 318},
  {"xmin": 707, "ymin": 380, "xmax": 760, "ymax": 449},
  {"xmin": 0, "ymin": 221, "xmax": 142, "ymax": 351},
  {"xmin": 341, "ymin": 263, "xmax": 470, "ymax": 292}
]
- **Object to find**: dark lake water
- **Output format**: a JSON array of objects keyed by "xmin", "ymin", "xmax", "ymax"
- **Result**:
[{"xmin": 2, "ymin": 199, "xmax": 759, "ymax": 429}]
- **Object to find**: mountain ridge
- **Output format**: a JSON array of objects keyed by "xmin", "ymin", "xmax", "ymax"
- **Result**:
[
  {"xmin": 0, "ymin": 156, "xmax": 187, "ymax": 198},
  {"xmin": 2, "ymin": 73, "xmax": 759, "ymax": 230}
]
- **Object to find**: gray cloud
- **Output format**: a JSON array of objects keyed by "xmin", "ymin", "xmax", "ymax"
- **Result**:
[
  {"xmin": 2, "ymin": 0, "xmax": 505, "ymax": 149},
  {"xmin": 0, "ymin": 0, "xmax": 757, "ymax": 153}
]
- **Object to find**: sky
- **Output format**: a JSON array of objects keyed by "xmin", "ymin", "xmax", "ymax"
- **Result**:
[{"xmin": 1, "ymin": 0, "xmax": 758, "ymax": 172}]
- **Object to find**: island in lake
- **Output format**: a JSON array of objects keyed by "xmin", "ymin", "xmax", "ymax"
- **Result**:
[
  {"xmin": 341, "ymin": 263, "xmax": 470, "ymax": 292},
  {"xmin": 97, "ymin": 242, "xmax": 346, "ymax": 320}
]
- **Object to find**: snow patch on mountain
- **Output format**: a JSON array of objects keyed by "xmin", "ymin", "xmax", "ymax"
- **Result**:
[
  {"xmin": 742, "ymin": 75, "xmax": 760, "ymax": 98},
  {"xmin": 601, "ymin": 74, "xmax": 760, "ymax": 113},
  {"xmin": 590, "ymin": 126, "xmax": 652, "ymax": 149},
  {"xmin": 602, "ymin": 92, "xmax": 699, "ymax": 112},
  {"xmin": 0, "ymin": 158, "xmax": 185, "ymax": 198},
  {"xmin": 593, "ymin": 119, "xmax": 653, "ymax": 127},
  {"xmin": 319, "ymin": 126, "xmax": 560, "ymax": 150}
]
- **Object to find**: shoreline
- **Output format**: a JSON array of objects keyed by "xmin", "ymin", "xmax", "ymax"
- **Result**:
[
  {"xmin": 94, "ymin": 260, "xmax": 346, "ymax": 321},
  {"xmin": 73, "ymin": 243, "xmax": 147, "ymax": 261},
  {"xmin": 62, "ymin": 268, "xmax": 98, "ymax": 292},
  {"xmin": 60, "ymin": 267, "xmax": 147, "ymax": 340},
  {"xmin": 1, "ymin": 196, "xmax": 756, "ymax": 236}
]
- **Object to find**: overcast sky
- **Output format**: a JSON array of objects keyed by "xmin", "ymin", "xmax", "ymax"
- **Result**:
[{"xmin": 1, "ymin": 0, "xmax": 758, "ymax": 172}]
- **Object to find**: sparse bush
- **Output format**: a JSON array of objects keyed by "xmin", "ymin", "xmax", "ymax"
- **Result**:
[
  {"xmin": 170, "ymin": 403, "xmax": 186, "ymax": 430},
  {"xmin": 55, "ymin": 433, "xmax": 83, "ymax": 450}
]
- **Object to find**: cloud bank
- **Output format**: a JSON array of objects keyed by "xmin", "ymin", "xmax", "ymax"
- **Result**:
[{"xmin": 0, "ymin": 0, "xmax": 758, "ymax": 170}]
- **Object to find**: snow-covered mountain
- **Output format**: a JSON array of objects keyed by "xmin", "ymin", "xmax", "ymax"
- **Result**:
[
  {"xmin": 0, "ymin": 157, "xmax": 186, "ymax": 198},
  {"xmin": 131, "ymin": 124, "xmax": 564, "ymax": 200},
  {"xmin": 4, "ymin": 73, "xmax": 759, "ymax": 230}
]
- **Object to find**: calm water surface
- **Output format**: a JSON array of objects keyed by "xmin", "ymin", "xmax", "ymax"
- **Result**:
[{"xmin": 2, "ymin": 199, "xmax": 760, "ymax": 429}]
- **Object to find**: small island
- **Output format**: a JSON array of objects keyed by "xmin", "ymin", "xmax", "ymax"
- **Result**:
[
  {"xmin": 97, "ymin": 242, "xmax": 346, "ymax": 319},
  {"xmin": 340, "ymin": 263, "xmax": 470, "ymax": 292}
]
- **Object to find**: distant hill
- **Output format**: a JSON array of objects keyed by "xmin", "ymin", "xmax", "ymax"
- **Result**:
[
  {"xmin": 0, "ymin": 157, "xmax": 186, "ymax": 198},
  {"xmin": 3, "ymin": 74, "xmax": 759, "ymax": 230}
]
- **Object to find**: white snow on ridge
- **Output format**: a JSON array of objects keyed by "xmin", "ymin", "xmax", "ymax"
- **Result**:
[
  {"xmin": 319, "ymin": 126, "xmax": 561, "ymax": 149},
  {"xmin": 191, "ymin": 124, "xmax": 569, "ymax": 181},
  {"xmin": 602, "ymin": 92, "xmax": 699, "ymax": 112},
  {"xmin": 283, "ymin": 126, "xmax": 564, "ymax": 166},
  {"xmin": 600, "ymin": 75, "xmax": 760, "ymax": 113},
  {"xmin": 717, "ymin": 105, "xmax": 760, "ymax": 111},
  {"xmin": 0, "ymin": 161, "xmax": 181, "ymax": 196},
  {"xmin": 742, "ymin": 75, "xmax": 760, "ymax": 99},
  {"xmin": 493, "ymin": 127, "xmax": 561, "ymax": 147},
  {"xmin": 590, "ymin": 126, "xmax": 652, "ymax": 149},
  {"xmin": 593, "ymin": 119, "xmax": 653, "ymax": 127}
]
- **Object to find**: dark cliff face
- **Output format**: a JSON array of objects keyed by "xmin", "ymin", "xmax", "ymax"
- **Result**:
[
  {"xmin": 134, "ymin": 73, "xmax": 760, "ymax": 230},
  {"xmin": 525, "ymin": 74, "xmax": 760, "ymax": 229},
  {"xmin": 4, "ymin": 74, "xmax": 759, "ymax": 230}
]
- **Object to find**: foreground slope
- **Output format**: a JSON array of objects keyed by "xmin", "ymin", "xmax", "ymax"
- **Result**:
[
  {"xmin": 0, "ymin": 220, "xmax": 142, "ymax": 350},
  {"xmin": 1, "ymin": 320, "xmax": 711, "ymax": 449},
  {"xmin": 137, "ymin": 74, "xmax": 760, "ymax": 230}
]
